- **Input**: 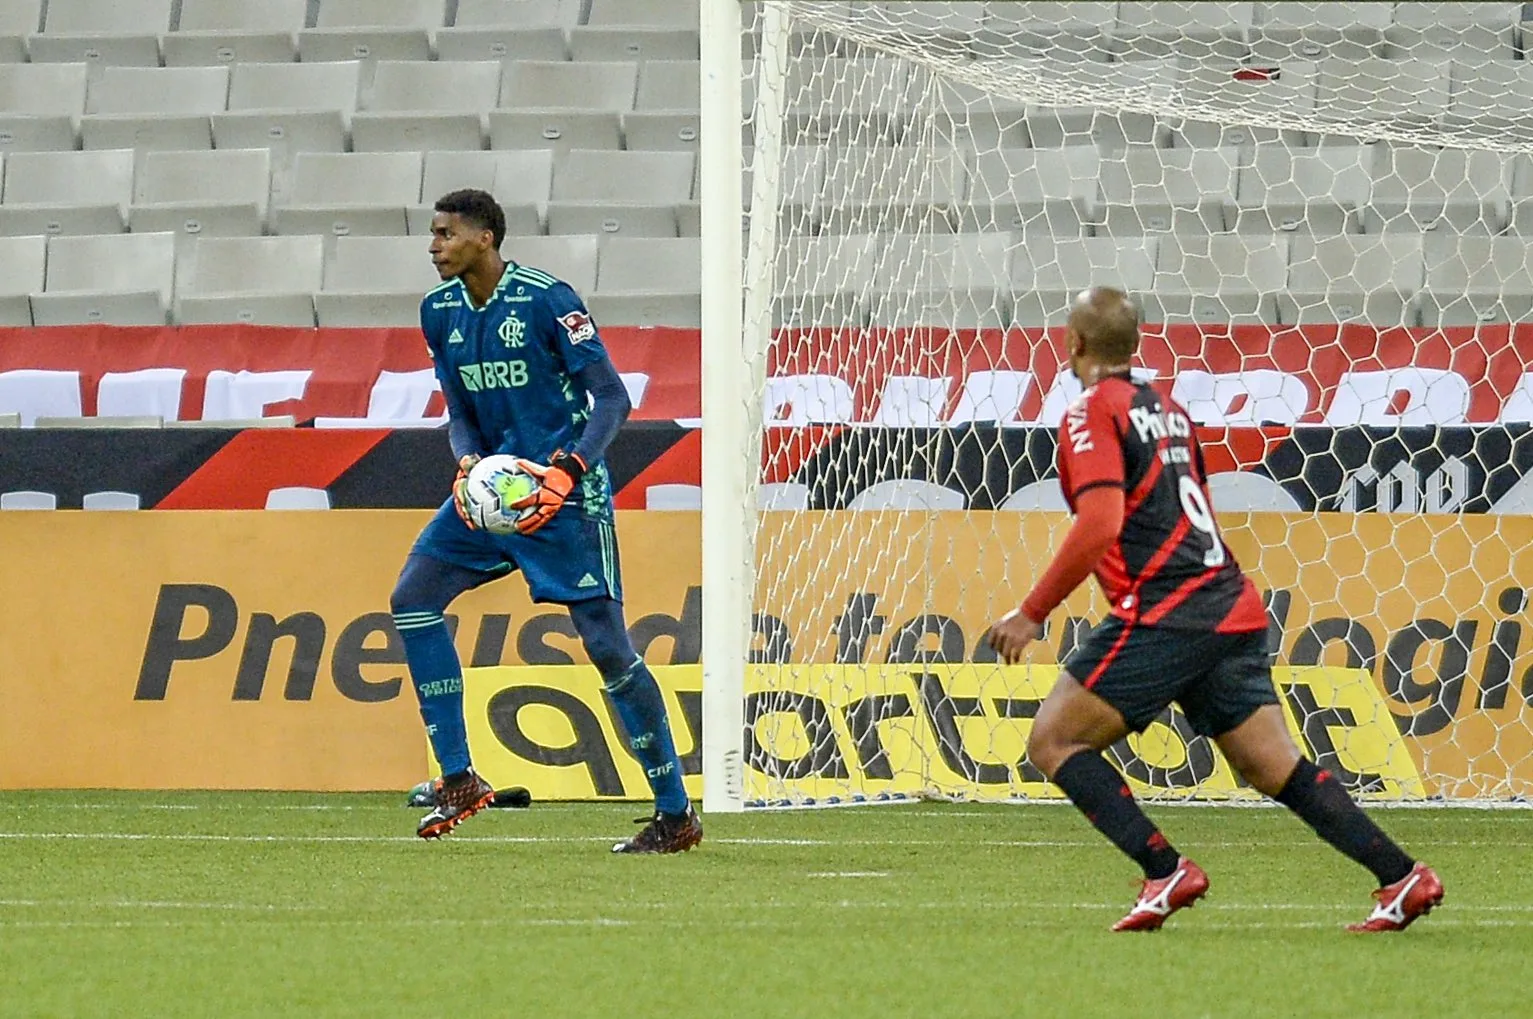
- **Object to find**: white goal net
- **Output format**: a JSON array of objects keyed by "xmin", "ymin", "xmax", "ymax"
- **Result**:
[{"xmin": 702, "ymin": 1, "xmax": 1533, "ymax": 809}]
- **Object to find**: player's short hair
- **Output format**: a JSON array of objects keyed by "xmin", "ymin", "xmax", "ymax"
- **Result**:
[
  {"xmin": 433, "ymin": 189, "xmax": 506, "ymax": 250},
  {"xmin": 1068, "ymin": 286, "xmax": 1140, "ymax": 362}
]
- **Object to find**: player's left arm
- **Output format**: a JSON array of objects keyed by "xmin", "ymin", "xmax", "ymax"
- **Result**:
[
  {"xmin": 511, "ymin": 285, "xmax": 630, "ymax": 534},
  {"xmin": 988, "ymin": 393, "xmax": 1127, "ymax": 663}
]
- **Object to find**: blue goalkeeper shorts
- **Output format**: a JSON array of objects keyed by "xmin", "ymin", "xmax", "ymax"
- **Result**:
[{"xmin": 410, "ymin": 499, "xmax": 622, "ymax": 604}]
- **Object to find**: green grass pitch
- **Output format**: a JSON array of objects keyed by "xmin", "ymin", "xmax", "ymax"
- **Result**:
[{"xmin": 0, "ymin": 793, "xmax": 1526, "ymax": 1019}]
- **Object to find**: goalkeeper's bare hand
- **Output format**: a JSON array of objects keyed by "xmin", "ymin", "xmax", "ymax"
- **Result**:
[
  {"xmin": 986, "ymin": 608, "xmax": 1042, "ymax": 665},
  {"xmin": 451, "ymin": 453, "xmax": 482, "ymax": 529},
  {"xmin": 510, "ymin": 451, "xmax": 587, "ymax": 536}
]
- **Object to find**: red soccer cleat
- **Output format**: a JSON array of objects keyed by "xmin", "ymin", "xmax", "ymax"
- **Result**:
[
  {"xmin": 1347, "ymin": 862, "xmax": 1444, "ymax": 932},
  {"xmin": 1112, "ymin": 857, "xmax": 1210, "ymax": 932}
]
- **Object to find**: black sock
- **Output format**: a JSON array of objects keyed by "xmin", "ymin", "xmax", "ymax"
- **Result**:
[
  {"xmin": 1053, "ymin": 750, "xmax": 1180, "ymax": 880},
  {"xmin": 1275, "ymin": 759, "xmax": 1414, "ymax": 886}
]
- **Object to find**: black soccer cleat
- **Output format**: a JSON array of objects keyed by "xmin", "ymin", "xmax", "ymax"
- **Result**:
[
  {"xmin": 416, "ymin": 769, "xmax": 495, "ymax": 840},
  {"xmin": 611, "ymin": 805, "xmax": 704, "ymax": 854}
]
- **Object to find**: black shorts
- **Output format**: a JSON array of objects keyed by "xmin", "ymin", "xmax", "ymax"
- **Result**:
[{"xmin": 1062, "ymin": 617, "xmax": 1280, "ymax": 738}]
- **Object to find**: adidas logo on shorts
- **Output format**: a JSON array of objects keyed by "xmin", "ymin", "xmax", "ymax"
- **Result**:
[{"xmin": 577, "ymin": 574, "xmax": 599, "ymax": 588}]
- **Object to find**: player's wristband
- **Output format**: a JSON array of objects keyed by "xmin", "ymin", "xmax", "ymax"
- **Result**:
[{"xmin": 550, "ymin": 451, "xmax": 587, "ymax": 485}]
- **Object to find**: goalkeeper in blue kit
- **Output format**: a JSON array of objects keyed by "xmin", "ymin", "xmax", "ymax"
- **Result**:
[{"xmin": 390, "ymin": 189, "xmax": 700, "ymax": 853}]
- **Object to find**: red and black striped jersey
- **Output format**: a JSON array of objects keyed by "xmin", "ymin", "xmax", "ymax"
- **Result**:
[{"xmin": 1056, "ymin": 374, "xmax": 1267, "ymax": 633}]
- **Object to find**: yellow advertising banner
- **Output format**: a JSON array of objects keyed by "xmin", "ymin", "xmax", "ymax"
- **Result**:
[
  {"xmin": 450, "ymin": 664, "xmax": 1423, "ymax": 804},
  {"xmin": 0, "ymin": 509, "xmax": 1530, "ymax": 798}
]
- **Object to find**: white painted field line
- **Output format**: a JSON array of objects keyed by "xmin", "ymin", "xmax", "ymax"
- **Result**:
[{"xmin": 807, "ymin": 871, "xmax": 890, "ymax": 878}]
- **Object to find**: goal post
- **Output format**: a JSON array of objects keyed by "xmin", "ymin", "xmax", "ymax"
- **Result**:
[{"xmin": 701, "ymin": 0, "xmax": 1533, "ymax": 809}]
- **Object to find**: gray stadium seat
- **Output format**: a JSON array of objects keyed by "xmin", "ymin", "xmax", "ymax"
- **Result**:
[
  {"xmin": 1281, "ymin": 234, "xmax": 1424, "ymax": 327},
  {"xmin": 1386, "ymin": 2, "xmax": 1518, "ymax": 60},
  {"xmin": 28, "ymin": 0, "xmax": 168, "ymax": 78},
  {"xmin": 437, "ymin": 26, "xmax": 567, "ymax": 62},
  {"xmin": 783, "ymin": 55, "xmax": 921, "ymax": 144},
  {"xmin": 568, "ymin": 27, "xmax": 699, "ymax": 62},
  {"xmin": 265, "ymin": 486, "xmax": 331, "ymax": 509},
  {"xmin": 636, "ymin": 61, "xmax": 699, "ymax": 111},
  {"xmin": 961, "ymin": 146, "xmax": 1097, "ymax": 235},
  {"xmin": 0, "ymin": 0, "xmax": 39, "ymax": 64},
  {"xmin": 0, "ymin": 234, "xmax": 44, "ymax": 324},
  {"xmin": 31, "ymin": 231, "xmax": 175, "ymax": 325},
  {"xmin": 590, "ymin": 236, "xmax": 700, "ymax": 326},
  {"xmin": 546, "ymin": 202, "xmax": 675, "ymax": 239},
  {"xmin": 1108, "ymin": 1, "xmax": 1254, "ymax": 61},
  {"xmin": 501, "ymin": 235, "xmax": 599, "ymax": 294},
  {"xmin": 38, "ymin": 416, "xmax": 161, "ymax": 429},
  {"xmin": 164, "ymin": 0, "xmax": 306, "ymax": 66},
  {"xmin": 1248, "ymin": 2, "xmax": 1390, "ymax": 62},
  {"xmin": 298, "ymin": 0, "xmax": 445, "ymax": 68},
  {"xmin": 0, "ymin": 413, "xmax": 21, "ymax": 427},
  {"xmin": 352, "ymin": 60, "xmax": 500, "ymax": 152},
  {"xmin": 774, "ymin": 234, "xmax": 873, "ymax": 328},
  {"xmin": 552, "ymin": 149, "xmax": 695, "ymax": 203},
  {"xmin": 213, "ymin": 62, "xmax": 364, "ymax": 182},
  {"xmin": 412, "ymin": 150, "xmax": 551, "ymax": 236},
  {"xmin": 1448, "ymin": 61, "xmax": 1533, "ymax": 145},
  {"xmin": 1024, "ymin": 59, "xmax": 1179, "ymax": 149},
  {"xmin": 488, "ymin": 110, "xmax": 624, "ymax": 154},
  {"xmin": 1168, "ymin": 60, "xmax": 1314, "ymax": 149},
  {"xmin": 0, "ymin": 149, "xmax": 134, "ymax": 236},
  {"xmin": 1232, "ymin": 142, "xmax": 1370, "ymax": 235},
  {"xmin": 623, "ymin": 111, "xmax": 700, "ymax": 152},
  {"xmin": 869, "ymin": 234, "xmax": 1011, "ymax": 328},
  {"xmin": 817, "ymin": 146, "xmax": 965, "ymax": 234},
  {"xmin": 1316, "ymin": 57, "xmax": 1451, "ymax": 126},
  {"xmin": 1417, "ymin": 234, "xmax": 1533, "ymax": 326},
  {"xmin": 0, "ymin": 63, "xmax": 87, "ymax": 152},
  {"xmin": 1010, "ymin": 236, "xmax": 1159, "ymax": 326},
  {"xmin": 0, "ymin": 491, "xmax": 56, "ymax": 510},
  {"xmin": 81, "ymin": 66, "xmax": 229, "ymax": 151},
  {"xmin": 273, "ymin": 152, "xmax": 421, "ymax": 239},
  {"xmin": 975, "ymin": 1, "xmax": 1115, "ymax": 60},
  {"xmin": 1364, "ymin": 143, "xmax": 1511, "ymax": 235},
  {"xmin": 587, "ymin": 0, "xmax": 699, "ymax": 28},
  {"xmin": 454, "ymin": 0, "xmax": 583, "ymax": 27},
  {"xmin": 1095, "ymin": 146, "xmax": 1239, "ymax": 236},
  {"xmin": 315, "ymin": 234, "xmax": 441, "ymax": 327},
  {"xmin": 176, "ymin": 235, "xmax": 324, "ymax": 325},
  {"xmin": 83, "ymin": 491, "xmax": 144, "ymax": 510},
  {"xmin": 130, "ymin": 148, "xmax": 271, "ymax": 242},
  {"xmin": 500, "ymin": 60, "xmax": 638, "ymax": 110},
  {"xmin": 1146, "ymin": 235, "xmax": 1289, "ymax": 325}
]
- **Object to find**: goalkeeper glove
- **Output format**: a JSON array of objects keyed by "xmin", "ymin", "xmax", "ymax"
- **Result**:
[
  {"xmin": 509, "ymin": 451, "xmax": 587, "ymax": 536},
  {"xmin": 451, "ymin": 453, "xmax": 482, "ymax": 529}
]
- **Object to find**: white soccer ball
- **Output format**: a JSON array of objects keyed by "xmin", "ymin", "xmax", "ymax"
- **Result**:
[{"xmin": 464, "ymin": 454, "xmax": 541, "ymax": 535}]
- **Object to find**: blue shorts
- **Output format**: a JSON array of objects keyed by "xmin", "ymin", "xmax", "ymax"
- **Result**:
[{"xmin": 410, "ymin": 500, "xmax": 622, "ymax": 604}]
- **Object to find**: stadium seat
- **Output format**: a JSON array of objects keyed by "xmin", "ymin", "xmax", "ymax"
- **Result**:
[
  {"xmin": 0, "ymin": 412, "xmax": 19, "ymax": 427},
  {"xmin": 636, "ymin": 61, "xmax": 700, "ymax": 111},
  {"xmin": 590, "ymin": 236, "xmax": 700, "ymax": 326},
  {"xmin": 546, "ymin": 202, "xmax": 676, "ymax": 239},
  {"xmin": 975, "ymin": 2, "xmax": 1115, "ymax": 60},
  {"xmin": 644, "ymin": 484, "xmax": 702, "ymax": 511},
  {"xmin": 1364, "ymin": 143, "xmax": 1511, "ymax": 235},
  {"xmin": 31, "ymin": 231, "xmax": 176, "ymax": 325},
  {"xmin": 315, "ymin": 235, "xmax": 441, "ymax": 327},
  {"xmin": 0, "ymin": 491, "xmax": 56, "ymax": 510},
  {"xmin": 272, "ymin": 151, "xmax": 421, "ymax": 238},
  {"xmin": 869, "ymin": 234, "xmax": 1011, "ymax": 328},
  {"xmin": 488, "ymin": 110, "xmax": 624, "ymax": 154},
  {"xmin": 28, "ymin": 0, "xmax": 168, "ymax": 79},
  {"xmin": 175, "ymin": 235, "xmax": 324, "ymax": 326},
  {"xmin": 265, "ymin": 486, "xmax": 332, "ymax": 510},
  {"xmin": 774, "ymin": 234, "xmax": 873, "ymax": 327},
  {"xmin": 81, "ymin": 65, "xmax": 230, "ymax": 151},
  {"xmin": 454, "ymin": 0, "xmax": 584, "ymax": 27},
  {"xmin": 0, "ymin": 62, "xmax": 86, "ymax": 152},
  {"xmin": 0, "ymin": 234, "xmax": 45, "ymax": 325},
  {"xmin": 1024, "ymin": 59, "xmax": 1179, "ymax": 149},
  {"xmin": 1315, "ymin": 57, "xmax": 1451, "ymax": 126},
  {"xmin": 213, "ymin": 61, "xmax": 364, "ymax": 184},
  {"xmin": 0, "ymin": 149, "xmax": 134, "ymax": 236},
  {"xmin": 130, "ymin": 148, "xmax": 271, "ymax": 242},
  {"xmin": 1417, "ymin": 234, "xmax": 1533, "ymax": 326},
  {"xmin": 0, "ymin": 368, "xmax": 82, "ymax": 423},
  {"xmin": 83, "ymin": 491, "xmax": 143, "ymax": 510},
  {"xmin": 568, "ymin": 27, "xmax": 699, "ymax": 62},
  {"xmin": 412, "ymin": 150, "xmax": 551, "ymax": 236},
  {"xmin": 502, "ymin": 235, "xmax": 599, "ymax": 294},
  {"xmin": 166, "ymin": 415, "xmax": 298, "ymax": 429},
  {"xmin": 0, "ymin": 0, "xmax": 39, "ymax": 64},
  {"xmin": 999, "ymin": 482, "xmax": 1069, "ymax": 511},
  {"xmin": 37, "ymin": 416, "xmax": 162, "ymax": 429},
  {"xmin": 587, "ymin": 0, "xmax": 699, "ymax": 29},
  {"xmin": 1280, "ymin": 233, "xmax": 1424, "ymax": 327},
  {"xmin": 437, "ymin": 26, "xmax": 567, "ymax": 62},
  {"xmin": 1010, "ymin": 236, "xmax": 1159, "ymax": 326},
  {"xmin": 1231, "ymin": 142, "xmax": 1370, "ymax": 235},
  {"xmin": 847, "ymin": 480, "xmax": 966, "ymax": 511},
  {"xmin": 552, "ymin": 149, "xmax": 695, "ymax": 204},
  {"xmin": 623, "ymin": 111, "xmax": 700, "ymax": 152},
  {"xmin": 352, "ymin": 60, "xmax": 500, "ymax": 152},
  {"xmin": 1168, "ymin": 60, "xmax": 1315, "ymax": 149},
  {"xmin": 97, "ymin": 367, "xmax": 188, "ymax": 420},
  {"xmin": 164, "ymin": 0, "xmax": 306, "ymax": 66},
  {"xmin": 818, "ymin": 146, "xmax": 965, "ymax": 234},
  {"xmin": 1248, "ymin": 1, "xmax": 1389, "ymax": 61},
  {"xmin": 757, "ymin": 482, "xmax": 811, "ymax": 511},
  {"xmin": 499, "ymin": 60, "xmax": 639, "ymax": 110},
  {"xmin": 1385, "ymin": 2, "xmax": 1518, "ymax": 60},
  {"xmin": 1108, "ymin": 1, "xmax": 1254, "ymax": 61},
  {"xmin": 1146, "ymin": 234, "xmax": 1289, "ymax": 325},
  {"xmin": 1447, "ymin": 61, "xmax": 1533, "ymax": 145},
  {"xmin": 298, "ymin": 0, "xmax": 445, "ymax": 69},
  {"xmin": 961, "ymin": 146, "xmax": 1098, "ymax": 235},
  {"xmin": 784, "ymin": 55, "xmax": 920, "ymax": 144},
  {"xmin": 1095, "ymin": 146, "xmax": 1239, "ymax": 236}
]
